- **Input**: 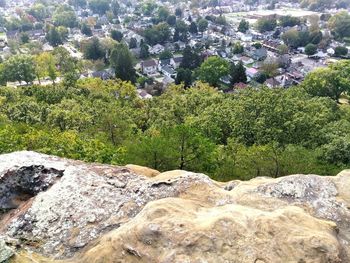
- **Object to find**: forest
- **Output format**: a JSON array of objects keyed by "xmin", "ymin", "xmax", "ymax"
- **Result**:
[{"xmin": 0, "ymin": 60, "xmax": 349, "ymax": 181}]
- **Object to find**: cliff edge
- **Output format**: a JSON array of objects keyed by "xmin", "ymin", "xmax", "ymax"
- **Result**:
[{"xmin": 0, "ymin": 151, "xmax": 349, "ymax": 263}]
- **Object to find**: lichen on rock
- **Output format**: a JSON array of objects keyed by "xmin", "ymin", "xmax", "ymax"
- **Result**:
[
  {"xmin": 0, "ymin": 151, "xmax": 349, "ymax": 263},
  {"xmin": 0, "ymin": 239, "xmax": 14, "ymax": 263}
]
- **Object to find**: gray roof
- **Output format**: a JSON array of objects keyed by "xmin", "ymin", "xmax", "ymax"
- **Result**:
[{"xmin": 142, "ymin": 60, "xmax": 157, "ymax": 67}]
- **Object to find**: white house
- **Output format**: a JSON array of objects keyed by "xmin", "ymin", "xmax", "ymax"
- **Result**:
[
  {"xmin": 149, "ymin": 44, "xmax": 165, "ymax": 55},
  {"xmin": 171, "ymin": 56, "xmax": 183, "ymax": 68},
  {"xmin": 141, "ymin": 59, "xmax": 159, "ymax": 75}
]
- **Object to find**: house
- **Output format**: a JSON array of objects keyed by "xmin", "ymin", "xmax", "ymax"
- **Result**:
[
  {"xmin": 217, "ymin": 50, "xmax": 228, "ymax": 58},
  {"xmin": 234, "ymin": 82, "xmax": 248, "ymax": 90},
  {"xmin": 26, "ymin": 29, "xmax": 45, "ymax": 40},
  {"xmin": 161, "ymin": 66, "xmax": 175, "ymax": 78},
  {"xmin": 91, "ymin": 69, "xmax": 114, "ymax": 80},
  {"xmin": 275, "ymin": 74, "xmax": 294, "ymax": 87},
  {"xmin": 327, "ymin": 48, "xmax": 335, "ymax": 56},
  {"xmin": 137, "ymin": 89, "xmax": 153, "ymax": 99},
  {"xmin": 239, "ymin": 33, "xmax": 253, "ymax": 42},
  {"xmin": 174, "ymin": 41, "xmax": 186, "ymax": 51},
  {"xmin": 158, "ymin": 59, "xmax": 172, "ymax": 71},
  {"xmin": 286, "ymin": 69, "xmax": 304, "ymax": 84},
  {"xmin": 246, "ymin": 67, "xmax": 259, "ymax": 79},
  {"xmin": 171, "ymin": 56, "xmax": 183, "ymax": 68},
  {"xmin": 43, "ymin": 43, "xmax": 54, "ymax": 52},
  {"xmin": 6, "ymin": 30, "xmax": 19, "ymax": 40},
  {"xmin": 250, "ymin": 48, "xmax": 268, "ymax": 61},
  {"xmin": 262, "ymin": 41, "xmax": 281, "ymax": 53},
  {"xmin": 149, "ymin": 44, "xmax": 165, "ymax": 55},
  {"xmin": 240, "ymin": 56, "xmax": 254, "ymax": 65},
  {"xmin": 141, "ymin": 59, "xmax": 158, "ymax": 75},
  {"xmin": 309, "ymin": 51, "xmax": 328, "ymax": 59},
  {"xmin": 162, "ymin": 75, "xmax": 175, "ymax": 86},
  {"xmin": 265, "ymin": 78, "xmax": 281, "ymax": 88}
]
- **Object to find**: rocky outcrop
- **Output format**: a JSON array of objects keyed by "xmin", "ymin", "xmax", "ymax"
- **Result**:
[
  {"xmin": 0, "ymin": 239, "xmax": 14, "ymax": 263},
  {"xmin": 0, "ymin": 151, "xmax": 349, "ymax": 263}
]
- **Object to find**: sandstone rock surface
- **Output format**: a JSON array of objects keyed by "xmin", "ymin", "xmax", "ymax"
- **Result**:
[{"xmin": 0, "ymin": 151, "xmax": 349, "ymax": 263}]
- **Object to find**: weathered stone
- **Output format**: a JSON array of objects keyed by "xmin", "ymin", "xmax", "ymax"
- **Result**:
[
  {"xmin": 0, "ymin": 239, "xmax": 14, "ymax": 263},
  {"xmin": 0, "ymin": 151, "xmax": 349, "ymax": 263}
]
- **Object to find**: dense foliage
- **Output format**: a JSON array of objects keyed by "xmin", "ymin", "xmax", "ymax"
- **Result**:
[{"xmin": 0, "ymin": 74, "xmax": 349, "ymax": 181}]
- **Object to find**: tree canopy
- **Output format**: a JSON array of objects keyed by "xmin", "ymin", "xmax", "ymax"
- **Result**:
[{"xmin": 198, "ymin": 56, "xmax": 230, "ymax": 87}]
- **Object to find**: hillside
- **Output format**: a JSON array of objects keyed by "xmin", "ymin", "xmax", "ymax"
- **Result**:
[
  {"xmin": 1, "ymin": 80, "xmax": 349, "ymax": 180},
  {"xmin": 1, "ymin": 151, "xmax": 349, "ymax": 262}
]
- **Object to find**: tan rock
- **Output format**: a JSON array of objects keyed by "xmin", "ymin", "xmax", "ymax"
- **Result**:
[
  {"xmin": 125, "ymin": 164, "xmax": 160, "ymax": 177},
  {"xmin": 0, "ymin": 152, "xmax": 349, "ymax": 263},
  {"xmin": 76, "ymin": 199, "xmax": 342, "ymax": 263}
]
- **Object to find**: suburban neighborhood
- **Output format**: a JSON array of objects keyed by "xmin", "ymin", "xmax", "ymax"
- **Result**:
[
  {"xmin": 0, "ymin": 0, "xmax": 349, "ymax": 98},
  {"xmin": 1, "ymin": 2, "xmax": 350, "ymax": 261}
]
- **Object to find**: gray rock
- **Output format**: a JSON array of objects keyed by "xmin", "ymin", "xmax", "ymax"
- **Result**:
[
  {"xmin": 0, "ymin": 151, "xmax": 221, "ymax": 258},
  {"xmin": 1, "ymin": 151, "xmax": 350, "ymax": 262},
  {"xmin": 0, "ymin": 239, "xmax": 14, "ymax": 263}
]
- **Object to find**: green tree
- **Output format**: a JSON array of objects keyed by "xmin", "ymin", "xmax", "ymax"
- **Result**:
[
  {"xmin": 128, "ymin": 125, "xmax": 216, "ymax": 172},
  {"xmin": 129, "ymin": 38, "xmax": 137, "ymax": 49},
  {"xmin": 277, "ymin": 44, "xmax": 289, "ymax": 55},
  {"xmin": 47, "ymin": 99, "xmax": 92, "ymax": 132},
  {"xmin": 159, "ymin": 50, "xmax": 173, "ymax": 60},
  {"xmin": 238, "ymin": 19, "xmax": 249, "ymax": 33},
  {"xmin": 261, "ymin": 58, "xmax": 279, "ymax": 77},
  {"xmin": 157, "ymin": 6, "xmax": 170, "ymax": 22},
  {"xmin": 328, "ymin": 11, "xmax": 350, "ymax": 40},
  {"xmin": 82, "ymin": 37, "xmax": 105, "ymax": 60},
  {"xmin": 110, "ymin": 43, "xmax": 136, "ymax": 83},
  {"xmin": 69, "ymin": 0, "xmax": 87, "ymax": 8},
  {"xmin": 2, "ymin": 55, "xmax": 36, "ymax": 84},
  {"xmin": 88, "ymin": 0, "xmax": 110, "ymax": 14},
  {"xmin": 232, "ymin": 42, "xmax": 244, "ymax": 54},
  {"xmin": 256, "ymin": 17, "xmax": 277, "ymax": 33},
  {"xmin": 125, "ymin": 129, "xmax": 172, "ymax": 171},
  {"xmin": 230, "ymin": 61, "xmax": 247, "ymax": 85},
  {"xmin": 144, "ymin": 23, "xmax": 171, "ymax": 45},
  {"xmin": 46, "ymin": 27, "xmax": 63, "ymax": 47},
  {"xmin": 57, "ymin": 26, "xmax": 69, "ymax": 42},
  {"xmin": 279, "ymin": 15, "xmax": 301, "ymax": 27},
  {"xmin": 320, "ymin": 136, "xmax": 350, "ymax": 165},
  {"xmin": 111, "ymin": 30, "xmax": 123, "ymax": 42},
  {"xmin": 53, "ymin": 5, "xmax": 77, "ymax": 28},
  {"xmin": 53, "ymin": 47, "xmax": 81, "ymax": 86},
  {"xmin": 305, "ymin": 43, "xmax": 317, "ymax": 56},
  {"xmin": 28, "ymin": 3, "xmax": 49, "ymax": 21},
  {"xmin": 175, "ymin": 8, "xmax": 182, "ymax": 17},
  {"xmin": 334, "ymin": 46, "xmax": 348, "ymax": 57},
  {"xmin": 20, "ymin": 33, "xmax": 29, "ymax": 44},
  {"xmin": 302, "ymin": 60, "xmax": 350, "ymax": 102},
  {"xmin": 35, "ymin": 52, "xmax": 57, "ymax": 84},
  {"xmin": 166, "ymin": 15, "xmax": 176, "ymax": 26},
  {"xmin": 282, "ymin": 29, "xmax": 298, "ymax": 47},
  {"xmin": 167, "ymin": 125, "xmax": 216, "ymax": 171},
  {"xmin": 175, "ymin": 20, "xmax": 189, "ymax": 41},
  {"xmin": 189, "ymin": 21, "xmax": 198, "ymax": 34},
  {"xmin": 81, "ymin": 23, "xmax": 92, "ymax": 36},
  {"xmin": 180, "ymin": 46, "xmax": 201, "ymax": 70},
  {"xmin": 198, "ymin": 56, "xmax": 230, "ymax": 87},
  {"xmin": 175, "ymin": 68, "xmax": 192, "ymax": 88},
  {"xmin": 140, "ymin": 43, "xmax": 150, "ymax": 59},
  {"xmin": 198, "ymin": 18, "xmax": 208, "ymax": 32}
]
